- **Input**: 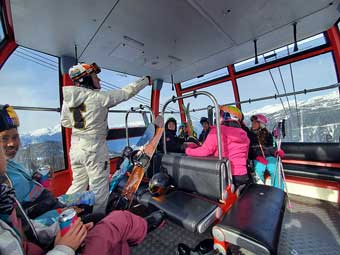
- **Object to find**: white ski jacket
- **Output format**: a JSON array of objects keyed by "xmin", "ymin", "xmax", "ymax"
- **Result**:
[{"xmin": 61, "ymin": 76, "xmax": 149, "ymax": 138}]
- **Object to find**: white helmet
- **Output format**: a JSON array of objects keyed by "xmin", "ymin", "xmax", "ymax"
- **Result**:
[
  {"xmin": 69, "ymin": 63, "xmax": 101, "ymax": 89},
  {"xmin": 68, "ymin": 63, "xmax": 101, "ymax": 82}
]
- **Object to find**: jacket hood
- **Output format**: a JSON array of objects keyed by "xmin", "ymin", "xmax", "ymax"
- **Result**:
[{"xmin": 62, "ymin": 86, "xmax": 89, "ymax": 108}]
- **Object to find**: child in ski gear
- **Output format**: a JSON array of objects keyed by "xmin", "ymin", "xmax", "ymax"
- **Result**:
[
  {"xmin": 61, "ymin": 63, "xmax": 152, "ymax": 213},
  {"xmin": 158, "ymin": 117, "xmax": 185, "ymax": 153},
  {"xmin": 185, "ymin": 106, "xmax": 250, "ymax": 188},
  {"xmin": 178, "ymin": 122, "xmax": 198, "ymax": 141},
  {"xmin": 198, "ymin": 117, "xmax": 211, "ymax": 143},
  {"xmin": 248, "ymin": 114, "xmax": 284, "ymax": 190},
  {"xmin": 0, "ymin": 105, "xmax": 95, "ymax": 223}
]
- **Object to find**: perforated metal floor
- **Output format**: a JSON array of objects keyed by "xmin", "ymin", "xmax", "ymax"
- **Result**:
[{"xmin": 131, "ymin": 194, "xmax": 340, "ymax": 255}]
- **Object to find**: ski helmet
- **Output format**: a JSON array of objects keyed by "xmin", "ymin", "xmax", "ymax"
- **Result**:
[
  {"xmin": 68, "ymin": 63, "xmax": 101, "ymax": 89},
  {"xmin": 0, "ymin": 105, "xmax": 20, "ymax": 132},
  {"xmin": 251, "ymin": 114, "xmax": 268, "ymax": 127},
  {"xmin": 149, "ymin": 173, "xmax": 171, "ymax": 196},
  {"xmin": 219, "ymin": 105, "xmax": 242, "ymax": 123}
]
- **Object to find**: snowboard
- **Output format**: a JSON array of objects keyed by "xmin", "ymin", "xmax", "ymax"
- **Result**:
[
  {"xmin": 117, "ymin": 115, "xmax": 164, "ymax": 209},
  {"xmin": 109, "ymin": 123, "xmax": 156, "ymax": 193}
]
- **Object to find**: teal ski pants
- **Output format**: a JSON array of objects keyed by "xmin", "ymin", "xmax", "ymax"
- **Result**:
[{"xmin": 253, "ymin": 156, "xmax": 284, "ymax": 190}]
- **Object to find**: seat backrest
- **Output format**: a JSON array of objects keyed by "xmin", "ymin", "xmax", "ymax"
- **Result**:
[{"xmin": 161, "ymin": 153, "xmax": 230, "ymax": 201}]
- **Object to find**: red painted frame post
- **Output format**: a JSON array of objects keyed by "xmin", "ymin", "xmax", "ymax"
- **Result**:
[
  {"xmin": 327, "ymin": 25, "xmax": 340, "ymax": 94},
  {"xmin": 227, "ymin": 65, "xmax": 241, "ymax": 109},
  {"xmin": 0, "ymin": 0, "xmax": 17, "ymax": 69}
]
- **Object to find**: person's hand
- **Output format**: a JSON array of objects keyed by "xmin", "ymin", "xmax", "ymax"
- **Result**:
[
  {"xmin": 184, "ymin": 142, "xmax": 199, "ymax": 149},
  {"xmin": 255, "ymin": 156, "xmax": 268, "ymax": 165},
  {"xmin": 274, "ymin": 149, "xmax": 285, "ymax": 158},
  {"xmin": 84, "ymin": 222, "xmax": 94, "ymax": 231},
  {"xmin": 55, "ymin": 218, "xmax": 87, "ymax": 251},
  {"xmin": 32, "ymin": 171, "xmax": 42, "ymax": 182}
]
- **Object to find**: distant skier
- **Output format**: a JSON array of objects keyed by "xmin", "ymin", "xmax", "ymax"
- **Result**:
[{"xmin": 61, "ymin": 63, "xmax": 152, "ymax": 213}]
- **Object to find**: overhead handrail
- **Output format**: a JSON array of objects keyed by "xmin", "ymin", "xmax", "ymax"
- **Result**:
[
  {"xmin": 165, "ymin": 82, "xmax": 340, "ymax": 113},
  {"xmin": 125, "ymin": 104, "xmax": 154, "ymax": 147},
  {"xmin": 161, "ymin": 91, "xmax": 222, "ymax": 160}
]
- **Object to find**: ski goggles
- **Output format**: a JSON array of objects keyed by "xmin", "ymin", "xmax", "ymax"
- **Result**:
[
  {"xmin": 250, "ymin": 115, "xmax": 258, "ymax": 122},
  {"xmin": 0, "ymin": 105, "xmax": 20, "ymax": 132}
]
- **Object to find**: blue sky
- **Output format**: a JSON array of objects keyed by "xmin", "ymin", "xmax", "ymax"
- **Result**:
[{"xmin": 0, "ymin": 34, "xmax": 339, "ymax": 134}]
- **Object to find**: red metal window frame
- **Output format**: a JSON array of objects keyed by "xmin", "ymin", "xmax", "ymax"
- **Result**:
[{"xmin": 0, "ymin": 0, "xmax": 16, "ymax": 69}]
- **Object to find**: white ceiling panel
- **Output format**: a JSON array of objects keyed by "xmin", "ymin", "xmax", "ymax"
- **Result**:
[{"xmin": 8, "ymin": 0, "xmax": 340, "ymax": 82}]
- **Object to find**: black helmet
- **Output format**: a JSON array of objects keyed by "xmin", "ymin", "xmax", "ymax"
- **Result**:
[
  {"xmin": 200, "ymin": 117, "xmax": 209, "ymax": 125},
  {"xmin": 149, "ymin": 173, "xmax": 171, "ymax": 196}
]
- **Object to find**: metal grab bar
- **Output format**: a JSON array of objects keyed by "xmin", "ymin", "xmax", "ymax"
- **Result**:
[
  {"xmin": 125, "ymin": 105, "xmax": 155, "ymax": 147},
  {"xmin": 161, "ymin": 91, "xmax": 222, "ymax": 160}
]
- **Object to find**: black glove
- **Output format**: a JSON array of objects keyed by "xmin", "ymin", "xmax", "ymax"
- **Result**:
[
  {"xmin": 0, "ymin": 183, "xmax": 16, "ymax": 215},
  {"xmin": 186, "ymin": 136, "xmax": 201, "ymax": 145},
  {"xmin": 121, "ymin": 146, "xmax": 133, "ymax": 159}
]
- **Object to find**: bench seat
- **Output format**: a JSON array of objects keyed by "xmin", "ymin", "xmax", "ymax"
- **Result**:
[{"xmin": 213, "ymin": 184, "xmax": 286, "ymax": 254}]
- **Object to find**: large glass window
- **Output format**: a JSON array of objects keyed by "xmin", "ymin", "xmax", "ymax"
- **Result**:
[
  {"xmin": 234, "ymin": 33, "xmax": 327, "ymax": 72},
  {"xmin": 238, "ymin": 53, "xmax": 339, "ymax": 143},
  {"xmin": 182, "ymin": 81, "xmax": 235, "ymax": 135},
  {"xmin": 98, "ymin": 69, "xmax": 151, "ymax": 112},
  {"xmin": 0, "ymin": 47, "xmax": 65, "ymax": 171},
  {"xmin": 0, "ymin": 9, "xmax": 5, "ymax": 45},
  {"xmin": 181, "ymin": 67, "xmax": 229, "ymax": 89},
  {"xmin": 100, "ymin": 69, "xmax": 153, "ymax": 155}
]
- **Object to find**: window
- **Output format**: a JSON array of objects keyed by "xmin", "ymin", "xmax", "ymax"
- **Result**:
[
  {"xmin": 0, "ymin": 5, "xmax": 6, "ymax": 45},
  {"xmin": 0, "ymin": 47, "xmax": 65, "ymax": 171},
  {"xmin": 107, "ymin": 111, "xmax": 151, "ymax": 156},
  {"xmin": 234, "ymin": 33, "xmax": 327, "ymax": 72},
  {"xmin": 181, "ymin": 67, "xmax": 229, "ymax": 89},
  {"xmin": 98, "ymin": 68, "xmax": 153, "ymax": 155},
  {"xmin": 238, "ymin": 53, "xmax": 339, "ymax": 143},
  {"xmin": 182, "ymin": 81, "xmax": 235, "ymax": 135},
  {"xmin": 98, "ymin": 69, "xmax": 151, "ymax": 111}
]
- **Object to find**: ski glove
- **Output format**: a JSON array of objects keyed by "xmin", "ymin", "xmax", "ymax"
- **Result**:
[
  {"xmin": 255, "ymin": 156, "xmax": 268, "ymax": 165},
  {"xmin": 185, "ymin": 142, "xmax": 199, "ymax": 149},
  {"xmin": 275, "ymin": 149, "xmax": 285, "ymax": 158},
  {"xmin": 0, "ymin": 183, "xmax": 16, "ymax": 215},
  {"xmin": 121, "ymin": 146, "xmax": 133, "ymax": 159}
]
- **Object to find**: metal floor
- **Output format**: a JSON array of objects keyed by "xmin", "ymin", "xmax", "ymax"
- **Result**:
[{"xmin": 131, "ymin": 194, "xmax": 340, "ymax": 255}]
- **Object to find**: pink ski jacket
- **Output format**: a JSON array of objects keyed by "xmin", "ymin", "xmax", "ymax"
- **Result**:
[{"xmin": 185, "ymin": 126, "xmax": 250, "ymax": 176}]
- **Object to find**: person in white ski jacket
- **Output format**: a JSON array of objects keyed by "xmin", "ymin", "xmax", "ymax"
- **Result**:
[{"xmin": 61, "ymin": 63, "xmax": 152, "ymax": 213}]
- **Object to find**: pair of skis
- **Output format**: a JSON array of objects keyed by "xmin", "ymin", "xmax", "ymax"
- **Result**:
[{"xmin": 108, "ymin": 115, "xmax": 164, "ymax": 210}]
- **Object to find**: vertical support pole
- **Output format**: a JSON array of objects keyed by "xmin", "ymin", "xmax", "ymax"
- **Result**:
[
  {"xmin": 175, "ymin": 83, "xmax": 186, "ymax": 122},
  {"xmin": 327, "ymin": 26, "xmax": 340, "ymax": 95},
  {"xmin": 227, "ymin": 65, "xmax": 241, "ymax": 110},
  {"xmin": 56, "ymin": 56, "xmax": 76, "ymax": 193},
  {"xmin": 151, "ymin": 79, "xmax": 163, "ymax": 117}
]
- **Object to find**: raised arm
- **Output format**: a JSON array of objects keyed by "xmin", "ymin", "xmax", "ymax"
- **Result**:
[{"xmin": 102, "ymin": 76, "xmax": 151, "ymax": 108}]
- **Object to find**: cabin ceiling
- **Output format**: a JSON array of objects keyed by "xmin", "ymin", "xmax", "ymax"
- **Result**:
[{"xmin": 10, "ymin": 0, "xmax": 340, "ymax": 83}]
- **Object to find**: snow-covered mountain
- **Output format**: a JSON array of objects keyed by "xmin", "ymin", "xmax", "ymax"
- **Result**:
[{"xmin": 20, "ymin": 124, "xmax": 62, "ymax": 147}]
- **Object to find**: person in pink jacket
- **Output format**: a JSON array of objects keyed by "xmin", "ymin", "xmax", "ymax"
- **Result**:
[{"xmin": 185, "ymin": 106, "xmax": 250, "ymax": 188}]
